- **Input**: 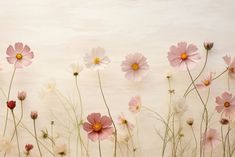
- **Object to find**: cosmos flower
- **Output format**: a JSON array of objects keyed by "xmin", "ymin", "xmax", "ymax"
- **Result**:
[
  {"xmin": 6, "ymin": 42, "xmax": 34, "ymax": 68},
  {"xmin": 0, "ymin": 137, "xmax": 15, "ymax": 155},
  {"xmin": 118, "ymin": 113, "xmax": 134, "ymax": 130},
  {"xmin": 196, "ymin": 72, "xmax": 213, "ymax": 89},
  {"xmin": 128, "ymin": 96, "xmax": 142, "ymax": 113},
  {"xmin": 172, "ymin": 96, "xmax": 187, "ymax": 116},
  {"xmin": 202, "ymin": 128, "xmax": 220, "ymax": 150},
  {"xmin": 215, "ymin": 91, "xmax": 235, "ymax": 117},
  {"xmin": 121, "ymin": 53, "xmax": 149, "ymax": 81},
  {"xmin": 223, "ymin": 55, "xmax": 235, "ymax": 79},
  {"xmin": 84, "ymin": 47, "xmax": 110, "ymax": 70},
  {"xmin": 167, "ymin": 42, "xmax": 201, "ymax": 70},
  {"xmin": 83, "ymin": 113, "xmax": 113, "ymax": 141},
  {"xmin": 70, "ymin": 63, "xmax": 83, "ymax": 76}
]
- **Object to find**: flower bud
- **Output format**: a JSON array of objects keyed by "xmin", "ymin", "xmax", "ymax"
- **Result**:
[
  {"xmin": 31, "ymin": 111, "xmax": 38, "ymax": 120},
  {"xmin": 186, "ymin": 117, "xmax": 194, "ymax": 126},
  {"xmin": 203, "ymin": 42, "xmax": 214, "ymax": 51},
  {"xmin": 220, "ymin": 118, "xmax": 229, "ymax": 125},
  {"xmin": 7, "ymin": 101, "xmax": 16, "ymax": 110},
  {"xmin": 18, "ymin": 91, "xmax": 27, "ymax": 101},
  {"xmin": 25, "ymin": 144, "xmax": 33, "ymax": 152}
]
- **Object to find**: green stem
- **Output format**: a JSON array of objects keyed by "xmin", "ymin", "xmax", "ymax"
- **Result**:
[
  {"xmin": 184, "ymin": 50, "xmax": 209, "ymax": 97},
  {"xmin": 191, "ymin": 126, "xmax": 197, "ymax": 157},
  {"xmin": 33, "ymin": 120, "xmax": 43, "ymax": 157},
  {"xmin": 3, "ymin": 67, "xmax": 16, "ymax": 136},
  {"xmin": 11, "ymin": 110, "xmax": 21, "ymax": 157},
  {"xmin": 97, "ymin": 71, "xmax": 117, "ymax": 157},
  {"xmin": 126, "ymin": 124, "xmax": 136, "ymax": 157},
  {"xmin": 98, "ymin": 140, "xmax": 102, "ymax": 157}
]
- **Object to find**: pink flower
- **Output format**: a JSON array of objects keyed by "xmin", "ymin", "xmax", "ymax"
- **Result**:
[
  {"xmin": 7, "ymin": 101, "xmax": 16, "ymax": 110},
  {"xmin": 128, "ymin": 96, "xmax": 141, "ymax": 113},
  {"xmin": 167, "ymin": 42, "xmax": 201, "ymax": 70},
  {"xmin": 84, "ymin": 47, "xmax": 110, "ymax": 70},
  {"xmin": 215, "ymin": 92, "xmax": 235, "ymax": 117},
  {"xmin": 196, "ymin": 72, "xmax": 213, "ymax": 89},
  {"xmin": 118, "ymin": 113, "xmax": 134, "ymax": 130},
  {"xmin": 83, "ymin": 113, "xmax": 113, "ymax": 141},
  {"xmin": 121, "ymin": 53, "xmax": 149, "ymax": 81},
  {"xmin": 202, "ymin": 128, "xmax": 220, "ymax": 150},
  {"xmin": 18, "ymin": 91, "xmax": 27, "ymax": 101},
  {"xmin": 6, "ymin": 42, "xmax": 34, "ymax": 68},
  {"xmin": 223, "ymin": 55, "xmax": 235, "ymax": 79},
  {"xmin": 30, "ymin": 111, "xmax": 38, "ymax": 120}
]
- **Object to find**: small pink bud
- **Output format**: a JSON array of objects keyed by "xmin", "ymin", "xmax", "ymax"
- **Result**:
[
  {"xmin": 30, "ymin": 111, "xmax": 38, "ymax": 120},
  {"xmin": 18, "ymin": 91, "xmax": 27, "ymax": 101},
  {"xmin": 203, "ymin": 42, "xmax": 214, "ymax": 51}
]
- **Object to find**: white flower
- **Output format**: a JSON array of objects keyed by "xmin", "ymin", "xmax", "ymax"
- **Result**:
[
  {"xmin": 84, "ymin": 47, "xmax": 110, "ymax": 70},
  {"xmin": 54, "ymin": 143, "xmax": 67, "ymax": 156},
  {"xmin": 70, "ymin": 63, "xmax": 83, "ymax": 76},
  {"xmin": 0, "ymin": 137, "xmax": 15, "ymax": 154},
  {"xmin": 172, "ymin": 96, "xmax": 187, "ymax": 116}
]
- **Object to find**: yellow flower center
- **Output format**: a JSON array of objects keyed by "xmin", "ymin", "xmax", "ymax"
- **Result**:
[
  {"xmin": 121, "ymin": 119, "xmax": 128, "ymax": 124},
  {"xmin": 132, "ymin": 63, "xmax": 139, "ymax": 71},
  {"xmin": 94, "ymin": 57, "xmax": 101, "ymax": 64},
  {"xmin": 92, "ymin": 123, "xmax": 102, "ymax": 132},
  {"xmin": 16, "ymin": 53, "xmax": 23, "ymax": 60},
  {"xmin": 203, "ymin": 80, "xmax": 210, "ymax": 86},
  {"xmin": 224, "ymin": 102, "xmax": 230, "ymax": 108},
  {"xmin": 181, "ymin": 53, "xmax": 188, "ymax": 60}
]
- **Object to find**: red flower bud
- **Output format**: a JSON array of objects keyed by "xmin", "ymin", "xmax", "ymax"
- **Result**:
[
  {"xmin": 25, "ymin": 144, "xmax": 33, "ymax": 152},
  {"xmin": 7, "ymin": 101, "xmax": 16, "ymax": 110},
  {"xmin": 30, "ymin": 111, "xmax": 38, "ymax": 120}
]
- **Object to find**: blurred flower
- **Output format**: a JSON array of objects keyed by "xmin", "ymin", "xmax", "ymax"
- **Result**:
[
  {"xmin": 215, "ymin": 92, "xmax": 235, "ymax": 117},
  {"xmin": 128, "ymin": 96, "xmax": 141, "ymax": 113},
  {"xmin": 118, "ymin": 113, "xmax": 134, "ymax": 130},
  {"xmin": 165, "ymin": 70, "xmax": 172, "ymax": 79},
  {"xmin": 196, "ymin": 72, "xmax": 214, "ymax": 89},
  {"xmin": 18, "ymin": 91, "xmax": 27, "ymax": 101},
  {"xmin": 40, "ymin": 129, "xmax": 49, "ymax": 139},
  {"xmin": 6, "ymin": 42, "xmax": 34, "ymax": 68},
  {"xmin": 31, "ymin": 111, "xmax": 38, "ymax": 120},
  {"xmin": 203, "ymin": 42, "xmax": 214, "ymax": 51},
  {"xmin": 172, "ymin": 96, "xmax": 187, "ymax": 116},
  {"xmin": 223, "ymin": 55, "xmax": 235, "ymax": 79},
  {"xmin": 24, "ymin": 144, "xmax": 33, "ymax": 155},
  {"xmin": 84, "ymin": 47, "xmax": 110, "ymax": 70},
  {"xmin": 220, "ymin": 118, "xmax": 229, "ymax": 125},
  {"xmin": 202, "ymin": 128, "xmax": 220, "ymax": 150},
  {"xmin": 70, "ymin": 63, "xmax": 83, "ymax": 76},
  {"xmin": 7, "ymin": 100, "xmax": 16, "ymax": 110},
  {"xmin": 121, "ymin": 53, "xmax": 149, "ymax": 81},
  {"xmin": 83, "ymin": 113, "xmax": 113, "ymax": 141},
  {"xmin": 167, "ymin": 42, "xmax": 201, "ymax": 70},
  {"xmin": 54, "ymin": 143, "xmax": 67, "ymax": 156},
  {"xmin": 186, "ymin": 117, "xmax": 194, "ymax": 126},
  {"xmin": 0, "ymin": 137, "xmax": 15, "ymax": 154}
]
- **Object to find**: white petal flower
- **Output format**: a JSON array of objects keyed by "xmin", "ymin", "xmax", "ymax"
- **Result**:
[
  {"xmin": 70, "ymin": 63, "xmax": 83, "ymax": 76},
  {"xmin": 54, "ymin": 143, "xmax": 67, "ymax": 156},
  {"xmin": 172, "ymin": 96, "xmax": 187, "ymax": 116},
  {"xmin": 84, "ymin": 47, "xmax": 110, "ymax": 71}
]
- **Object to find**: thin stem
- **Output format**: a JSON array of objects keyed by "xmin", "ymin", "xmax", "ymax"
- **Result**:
[
  {"xmin": 184, "ymin": 50, "xmax": 209, "ymax": 97},
  {"xmin": 221, "ymin": 125, "xmax": 225, "ymax": 157},
  {"xmin": 186, "ymin": 65, "xmax": 208, "ymax": 157},
  {"xmin": 3, "ymin": 67, "xmax": 16, "ymax": 136},
  {"xmin": 11, "ymin": 110, "xmax": 21, "ymax": 157},
  {"xmin": 135, "ymin": 117, "xmax": 143, "ymax": 157},
  {"xmin": 191, "ymin": 126, "xmax": 197, "ymax": 157},
  {"xmin": 98, "ymin": 140, "xmax": 102, "ymax": 157},
  {"xmin": 33, "ymin": 120, "xmax": 43, "ymax": 157},
  {"xmin": 126, "ymin": 125, "xmax": 136, "ymax": 157},
  {"xmin": 10, "ymin": 100, "xmax": 24, "ymax": 141},
  {"xmin": 97, "ymin": 71, "xmax": 117, "ymax": 157}
]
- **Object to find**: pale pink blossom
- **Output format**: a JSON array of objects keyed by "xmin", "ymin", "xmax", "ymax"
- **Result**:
[
  {"xmin": 84, "ymin": 47, "xmax": 110, "ymax": 70},
  {"xmin": 215, "ymin": 92, "xmax": 235, "ymax": 117},
  {"xmin": 223, "ymin": 55, "xmax": 235, "ymax": 79},
  {"xmin": 196, "ymin": 72, "xmax": 213, "ymax": 89},
  {"xmin": 83, "ymin": 113, "xmax": 113, "ymax": 141},
  {"xmin": 6, "ymin": 42, "xmax": 34, "ymax": 68},
  {"xmin": 128, "ymin": 96, "xmax": 141, "ymax": 113},
  {"xmin": 121, "ymin": 53, "xmax": 149, "ymax": 81},
  {"xmin": 167, "ymin": 42, "xmax": 201, "ymax": 70},
  {"xmin": 118, "ymin": 113, "xmax": 134, "ymax": 130},
  {"xmin": 202, "ymin": 128, "xmax": 220, "ymax": 149}
]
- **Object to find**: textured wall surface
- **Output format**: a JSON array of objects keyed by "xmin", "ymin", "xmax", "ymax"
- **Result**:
[{"xmin": 0, "ymin": 0, "xmax": 235, "ymax": 157}]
